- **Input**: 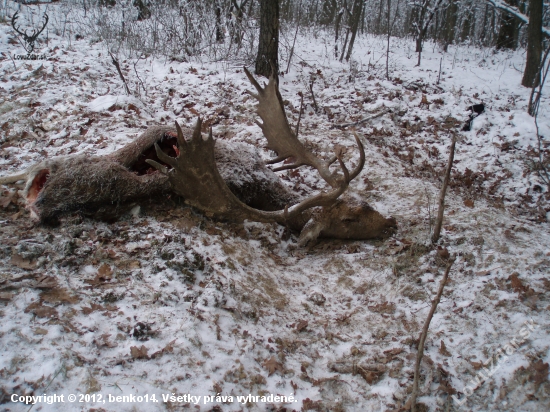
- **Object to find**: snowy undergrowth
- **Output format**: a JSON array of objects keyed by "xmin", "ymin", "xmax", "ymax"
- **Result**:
[{"xmin": 0, "ymin": 7, "xmax": 549, "ymax": 412}]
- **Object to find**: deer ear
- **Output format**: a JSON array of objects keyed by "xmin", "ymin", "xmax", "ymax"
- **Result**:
[{"xmin": 297, "ymin": 218, "xmax": 323, "ymax": 247}]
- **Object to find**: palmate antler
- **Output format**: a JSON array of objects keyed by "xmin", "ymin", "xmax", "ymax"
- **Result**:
[
  {"xmin": 242, "ymin": 67, "xmax": 365, "ymax": 188},
  {"xmin": 146, "ymin": 69, "xmax": 365, "ymax": 227}
]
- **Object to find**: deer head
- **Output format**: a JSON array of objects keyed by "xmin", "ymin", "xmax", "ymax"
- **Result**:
[{"xmin": 11, "ymin": 11, "xmax": 49, "ymax": 54}]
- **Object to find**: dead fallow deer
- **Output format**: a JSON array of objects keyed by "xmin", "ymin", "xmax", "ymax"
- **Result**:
[
  {"xmin": 0, "ymin": 68, "xmax": 396, "ymax": 245},
  {"xmin": 145, "ymin": 68, "xmax": 397, "ymax": 245}
]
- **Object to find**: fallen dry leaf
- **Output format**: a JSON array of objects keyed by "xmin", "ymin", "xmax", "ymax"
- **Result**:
[
  {"xmin": 98, "ymin": 263, "xmax": 113, "ymax": 278},
  {"xmin": 357, "ymin": 364, "xmax": 386, "ymax": 384},
  {"xmin": 81, "ymin": 303, "xmax": 117, "ymax": 315},
  {"xmin": 130, "ymin": 345, "xmax": 149, "ymax": 359},
  {"xmin": 295, "ymin": 320, "xmax": 308, "ymax": 332},
  {"xmin": 117, "ymin": 260, "xmax": 140, "ymax": 270},
  {"xmin": 470, "ymin": 361, "xmax": 483, "ymax": 370},
  {"xmin": 464, "ymin": 199, "xmax": 475, "ymax": 208},
  {"xmin": 151, "ymin": 339, "xmax": 176, "ymax": 359},
  {"xmin": 263, "ymin": 356, "xmax": 283, "ymax": 376},
  {"xmin": 41, "ymin": 288, "xmax": 78, "ymax": 304},
  {"xmin": 368, "ymin": 301, "xmax": 396, "ymax": 314},
  {"xmin": 438, "ymin": 379, "xmax": 457, "ymax": 394},
  {"xmin": 439, "ymin": 340, "xmax": 451, "ymax": 357},
  {"xmin": 10, "ymin": 253, "xmax": 37, "ymax": 270},
  {"xmin": 532, "ymin": 359, "xmax": 549, "ymax": 389},
  {"xmin": 24, "ymin": 301, "xmax": 58, "ymax": 318},
  {"xmin": 509, "ymin": 273, "xmax": 527, "ymax": 293}
]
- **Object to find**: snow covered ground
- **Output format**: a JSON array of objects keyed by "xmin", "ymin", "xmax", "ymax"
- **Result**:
[{"xmin": 0, "ymin": 3, "xmax": 549, "ymax": 412}]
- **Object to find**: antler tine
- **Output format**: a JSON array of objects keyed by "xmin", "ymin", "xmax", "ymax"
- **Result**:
[
  {"xmin": 335, "ymin": 151, "xmax": 350, "ymax": 184},
  {"xmin": 347, "ymin": 133, "xmax": 365, "ymax": 182},
  {"xmin": 244, "ymin": 66, "xmax": 358, "ymax": 189},
  {"xmin": 174, "ymin": 121, "xmax": 187, "ymax": 148},
  {"xmin": 243, "ymin": 67, "xmax": 264, "ymax": 95},
  {"xmin": 192, "ymin": 117, "xmax": 203, "ymax": 142},
  {"xmin": 272, "ymin": 162, "xmax": 303, "ymax": 172},
  {"xmin": 145, "ymin": 159, "xmax": 169, "ymax": 175},
  {"xmin": 152, "ymin": 143, "xmax": 177, "ymax": 169},
  {"xmin": 266, "ymin": 154, "xmax": 291, "ymax": 165}
]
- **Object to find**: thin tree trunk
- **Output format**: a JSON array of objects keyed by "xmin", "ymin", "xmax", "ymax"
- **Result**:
[
  {"xmin": 386, "ymin": 0, "xmax": 391, "ymax": 78},
  {"xmin": 376, "ymin": 0, "xmax": 384, "ymax": 34},
  {"xmin": 522, "ymin": 0, "xmax": 543, "ymax": 87},
  {"xmin": 443, "ymin": 0, "xmax": 457, "ymax": 52},
  {"xmin": 480, "ymin": 4, "xmax": 489, "ymax": 45},
  {"xmin": 496, "ymin": 0, "xmax": 520, "ymax": 50},
  {"xmin": 340, "ymin": 27, "xmax": 350, "ymax": 61},
  {"xmin": 256, "ymin": 0, "xmax": 280, "ymax": 77},
  {"xmin": 345, "ymin": 0, "xmax": 364, "ymax": 61}
]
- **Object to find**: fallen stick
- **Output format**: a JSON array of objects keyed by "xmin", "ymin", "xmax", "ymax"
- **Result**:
[
  {"xmin": 109, "ymin": 51, "xmax": 131, "ymax": 96},
  {"xmin": 332, "ymin": 108, "xmax": 390, "ymax": 129},
  {"xmin": 409, "ymin": 257, "xmax": 454, "ymax": 411}
]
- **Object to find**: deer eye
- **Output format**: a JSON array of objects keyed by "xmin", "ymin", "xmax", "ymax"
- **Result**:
[{"xmin": 342, "ymin": 217, "xmax": 357, "ymax": 223}]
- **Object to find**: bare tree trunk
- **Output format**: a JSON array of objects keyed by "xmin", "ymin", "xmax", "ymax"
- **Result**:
[
  {"xmin": 386, "ymin": 0, "xmax": 391, "ymax": 78},
  {"xmin": 286, "ymin": 0, "xmax": 303, "ymax": 73},
  {"xmin": 256, "ymin": 0, "xmax": 280, "ymax": 77},
  {"xmin": 522, "ymin": 0, "xmax": 543, "ymax": 87},
  {"xmin": 442, "ymin": 0, "xmax": 457, "ymax": 52},
  {"xmin": 215, "ymin": 7, "xmax": 223, "ymax": 43},
  {"xmin": 416, "ymin": 0, "xmax": 444, "ymax": 66},
  {"xmin": 496, "ymin": 0, "xmax": 520, "ymax": 50},
  {"xmin": 480, "ymin": 4, "xmax": 489, "ymax": 45},
  {"xmin": 376, "ymin": 0, "xmax": 384, "ymax": 34},
  {"xmin": 334, "ymin": 7, "xmax": 344, "ymax": 56},
  {"xmin": 345, "ymin": 0, "xmax": 364, "ymax": 61}
]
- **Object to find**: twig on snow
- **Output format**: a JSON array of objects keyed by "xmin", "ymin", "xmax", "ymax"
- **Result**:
[
  {"xmin": 109, "ymin": 51, "xmax": 131, "ymax": 96},
  {"xmin": 409, "ymin": 257, "xmax": 454, "ymax": 412},
  {"xmin": 432, "ymin": 134, "xmax": 456, "ymax": 244},
  {"xmin": 295, "ymin": 92, "xmax": 304, "ymax": 138},
  {"xmin": 332, "ymin": 108, "xmax": 390, "ymax": 129}
]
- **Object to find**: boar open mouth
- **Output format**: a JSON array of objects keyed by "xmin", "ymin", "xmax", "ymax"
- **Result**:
[{"xmin": 129, "ymin": 131, "xmax": 179, "ymax": 175}]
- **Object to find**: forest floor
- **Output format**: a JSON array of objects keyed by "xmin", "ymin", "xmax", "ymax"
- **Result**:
[{"xmin": 0, "ymin": 8, "xmax": 549, "ymax": 412}]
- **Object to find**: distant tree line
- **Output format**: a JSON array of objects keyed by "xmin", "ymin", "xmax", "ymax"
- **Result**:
[{"xmin": 69, "ymin": 0, "xmax": 548, "ymax": 87}]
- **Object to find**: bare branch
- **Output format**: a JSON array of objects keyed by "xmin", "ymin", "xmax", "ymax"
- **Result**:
[
  {"xmin": 332, "ymin": 108, "xmax": 390, "ymax": 129},
  {"xmin": 409, "ymin": 258, "xmax": 454, "ymax": 412},
  {"xmin": 432, "ymin": 134, "xmax": 456, "ymax": 244},
  {"xmin": 109, "ymin": 51, "xmax": 131, "ymax": 96},
  {"xmin": 485, "ymin": 0, "xmax": 550, "ymax": 37}
]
